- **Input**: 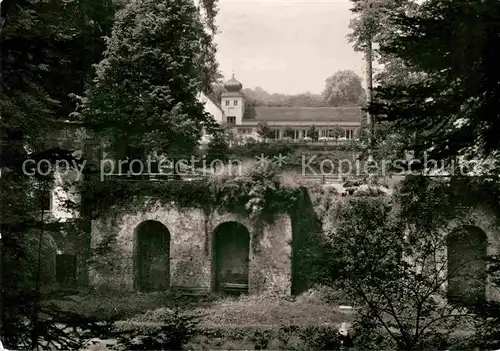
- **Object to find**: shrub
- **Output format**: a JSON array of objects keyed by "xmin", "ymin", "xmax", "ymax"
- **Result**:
[
  {"xmin": 112, "ymin": 308, "xmax": 202, "ymax": 350},
  {"xmin": 197, "ymin": 324, "xmax": 343, "ymax": 350},
  {"xmin": 229, "ymin": 143, "xmax": 294, "ymax": 158},
  {"xmin": 301, "ymin": 325, "xmax": 343, "ymax": 350},
  {"xmin": 295, "ymin": 286, "xmax": 353, "ymax": 306}
]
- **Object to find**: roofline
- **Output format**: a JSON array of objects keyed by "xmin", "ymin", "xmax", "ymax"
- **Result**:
[
  {"xmin": 201, "ymin": 92, "xmax": 224, "ymax": 114},
  {"xmin": 254, "ymin": 106, "xmax": 363, "ymax": 110}
]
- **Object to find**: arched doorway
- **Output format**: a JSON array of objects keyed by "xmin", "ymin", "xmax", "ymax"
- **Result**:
[
  {"xmin": 213, "ymin": 222, "xmax": 250, "ymax": 294},
  {"xmin": 447, "ymin": 225, "xmax": 487, "ymax": 306},
  {"xmin": 135, "ymin": 220, "xmax": 170, "ymax": 292}
]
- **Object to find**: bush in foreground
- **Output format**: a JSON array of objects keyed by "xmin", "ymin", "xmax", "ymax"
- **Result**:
[{"xmin": 111, "ymin": 308, "xmax": 202, "ymax": 350}]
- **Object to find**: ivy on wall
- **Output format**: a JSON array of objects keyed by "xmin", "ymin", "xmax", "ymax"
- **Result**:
[
  {"xmin": 80, "ymin": 163, "xmax": 301, "ymax": 224},
  {"xmin": 396, "ymin": 174, "xmax": 500, "ymax": 231}
]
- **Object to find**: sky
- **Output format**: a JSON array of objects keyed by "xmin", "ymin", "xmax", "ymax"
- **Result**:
[{"xmin": 214, "ymin": 0, "xmax": 366, "ymax": 95}]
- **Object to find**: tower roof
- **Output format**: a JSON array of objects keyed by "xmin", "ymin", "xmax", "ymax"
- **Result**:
[{"xmin": 224, "ymin": 74, "xmax": 243, "ymax": 92}]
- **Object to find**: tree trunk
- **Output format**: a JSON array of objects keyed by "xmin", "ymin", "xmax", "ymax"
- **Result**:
[
  {"xmin": 0, "ymin": 234, "xmax": 3, "ymax": 344},
  {"xmin": 366, "ymin": 39, "xmax": 374, "ymax": 162},
  {"xmin": 31, "ymin": 183, "xmax": 47, "ymax": 350}
]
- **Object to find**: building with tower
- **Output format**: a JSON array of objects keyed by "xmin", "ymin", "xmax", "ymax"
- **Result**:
[
  {"xmin": 220, "ymin": 74, "xmax": 245, "ymax": 126},
  {"xmin": 199, "ymin": 74, "xmax": 365, "ymax": 142}
]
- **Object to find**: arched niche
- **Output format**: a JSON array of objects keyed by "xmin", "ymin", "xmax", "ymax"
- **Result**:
[
  {"xmin": 134, "ymin": 220, "xmax": 171, "ymax": 292},
  {"xmin": 212, "ymin": 221, "xmax": 250, "ymax": 295},
  {"xmin": 447, "ymin": 225, "xmax": 487, "ymax": 306}
]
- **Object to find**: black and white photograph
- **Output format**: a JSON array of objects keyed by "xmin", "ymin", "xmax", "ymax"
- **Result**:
[{"xmin": 1, "ymin": 0, "xmax": 500, "ymax": 349}]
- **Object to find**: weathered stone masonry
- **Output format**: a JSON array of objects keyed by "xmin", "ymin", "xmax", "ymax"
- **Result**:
[{"xmin": 89, "ymin": 202, "xmax": 293, "ymax": 295}]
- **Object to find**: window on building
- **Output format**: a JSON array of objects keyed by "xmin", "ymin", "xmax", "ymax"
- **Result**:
[
  {"xmin": 227, "ymin": 116, "xmax": 236, "ymax": 125},
  {"xmin": 56, "ymin": 254, "xmax": 77, "ymax": 287},
  {"xmin": 233, "ymin": 100, "xmax": 238, "ymax": 106},
  {"xmin": 320, "ymin": 129, "xmax": 328, "ymax": 137},
  {"xmin": 345, "ymin": 129, "xmax": 354, "ymax": 139},
  {"xmin": 38, "ymin": 188, "xmax": 52, "ymax": 212},
  {"xmin": 225, "ymin": 100, "xmax": 230, "ymax": 106}
]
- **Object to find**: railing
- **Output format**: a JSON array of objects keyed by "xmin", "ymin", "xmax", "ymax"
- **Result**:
[
  {"xmin": 293, "ymin": 173, "xmax": 369, "ymax": 185},
  {"xmin": 104, "ymin": 171, "xmax": 372, "ymax": 184},
  {"xmin": 263, "ymin": 139, "xmax": 357, "ymax": 145},
  {"xmin": 102, "ymin": 173, "xmax": 210, "ymax": 182}
]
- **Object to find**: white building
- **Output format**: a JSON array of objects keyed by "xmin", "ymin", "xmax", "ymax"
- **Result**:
[{"xmin": 202, "ymin": 75, "xmax": 365, "ymax": 141}]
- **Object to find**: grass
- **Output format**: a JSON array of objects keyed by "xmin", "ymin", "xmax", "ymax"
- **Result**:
[
  {"xmin": 55, "ymin": 288, "xmax": 354, "ymax": 350},
  {"xmin": 194, "ymin": 293, "xmax": 352, "ymax": 327},
  {"xmin": 50, "ymin": 287, "xmax": 354, "ymax": 325},
  {"xmin": 87, "ymin": 289, "xmax": 353, "ymax": 328},
  {"xmin": 49, "ymin": 289, "xmax": 214, "ymax": 320}
]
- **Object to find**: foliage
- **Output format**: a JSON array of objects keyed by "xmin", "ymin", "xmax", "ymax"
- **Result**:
[
  {"xmin": 321, "ymin": 70, "xmax": 366, "ymax": 107},
  {"xmin": 397, "ymin": 175, "xmax": 500, "ymax": 230},
  {"xmin": 347, "ymin": 0, "xmax": 424, "ymax": 166},
  {"xmin": 112, "ymin": 308, "xmax": 202, "ymax": 350},
  {"xmin": 226, "ymin": 142, "xmax": 362, "ymax": 176},
  {"xmin": 256, "ymin": 121, "xmax": 271, "ymax": 139},
  {"xmin": 307, "ymin": 125, "xmax": 319, "ymax": 141},
  {"xmin": 473, "ymin": 299, "xmax": 500, "ymax": 349},
  {"xmin": 241, "ymin": 87, "xmax": 325, "ymax": 107},
  {"xmin": 395, "ymin": 175, "xmax": 500, "ymax": 348},
  {"xmin": 229, "ymin": 142, "xmax": 294, "ymax": 159},
  {"xmin": 283, "ymin": 128, "xmax": 295, "ymax": 139},
  {"xmin": 185, "ymin": 335, "xmax": 255, "ymax": 350},
  {"xmin": 323, "ymin": 192, "xmax": 478, "ymax": 349},
  {"xmin": 368, "ymin": 0, "xmax": 500, "ymax": 162},
  {"xmin": 356, "ymin": 121, "xmax": 407, "ymax": 172},
  {"xmin": 205, "ymin": 128, "xmax": 229, "ymax": 166},
  {"xmin": 348, "ymin": 0, "xmax": 420, "ymax": 84},
  {"xmin": 13, "ymin": 295, "xmax": 118, "ymax": 350},
  {"xmin": 0, "ymin": 0, "xmax": 116, "ymax": 348},
  {"xmin": 349, "ymin": 1, "xmax": 500, "ymax": 347},
  {"xmin": 243, "ymin": 101, "xmax": 257, "ymax": 119},
  {"xmin": 1, "ymin": 0, "xmax": 220, "ymax": 348},
  {"xmin": 81, "ymin": 0, "xmax": 219, "ymax": 158},
  {"xmin": 195, "ymin": 325, "xmax": 343, "ymax": 351},
  {"xmin": 330, "ymin": 125, "xmax": 344, "ymax": 141},
  {"xmin": 82, "ymin": 162, "xmax": 300, "ymax": 223}
]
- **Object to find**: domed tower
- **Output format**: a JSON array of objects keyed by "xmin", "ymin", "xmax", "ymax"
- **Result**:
[{"xmin": 221, "ymin": 73, "xmax": 245, "ymax": 126}]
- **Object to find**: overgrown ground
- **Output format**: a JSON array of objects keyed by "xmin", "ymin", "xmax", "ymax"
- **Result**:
[{"xmin": 51, "ymin": 288, "xmax": 353, "ymax": 350}]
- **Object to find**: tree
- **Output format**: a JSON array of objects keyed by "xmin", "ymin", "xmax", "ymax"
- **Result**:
[
  {"xmin": 283, "ymin": 92, "xmax": 324, "ymax": 107},
  {"xmin": 307, "ymin": 125, "xmax": 319, "ymax": 141},
  {"xmin": 368, "ymin": 0, "xmax": 500, "ymax": 162},
  {"xmin": 322, "ymin": 70, "xmax": 366, "ymax": 107},
  {"xmin": 217, "ymin": 122, "xmax": 236, "ymax": 147},
  {"xmin": 205, "ymin": 128, "xmax": 229, "ymax": 171},
  {"xmin": 357, "ymin": 2, "xmax": 500, "ymax": 346},
  {"xmin": 82, "ymin": 0, "xmax": 219, "ymax": 161},
  {"xmin": 1, "ymin": 0, "xmax": 221, "ymax": 348},
  {"xmin": 207, "ymin": 79, "xmax": 225, "ymax": 105},
  {"xmin": 325, "ymin": 190, "xmax": 478, "ymax": 349},
  {"xmin": 1, "ymin": 0, "xmax": 118, "ymax": 348},
  {"xmin": 356, "ymin": 121, "xmax": 407, "ymax": 169},
  {"xmin": 243, "ymin": 101, "xmax": 257, "ymax": 120},
  {"xmin": 241, "ymin": 87, "xmax": 325, "ymax": 107},
  {"xmin": 348, "ymin": 0, "xmax": 422, "ymax": 162},
  {"xmin": 348, "ymin": 0, "xmax": 420, "ymax": 86},
  {"xmin": 331, "ymin": 125, "xmax": 345, "ymax": 144},
  {"xmin": 283, "ymin": 128, "xmax": 294, "ymax": 139},
  {"xmin": 256, "ymin": 121, "xmax": 271, "ymax": 141}
]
